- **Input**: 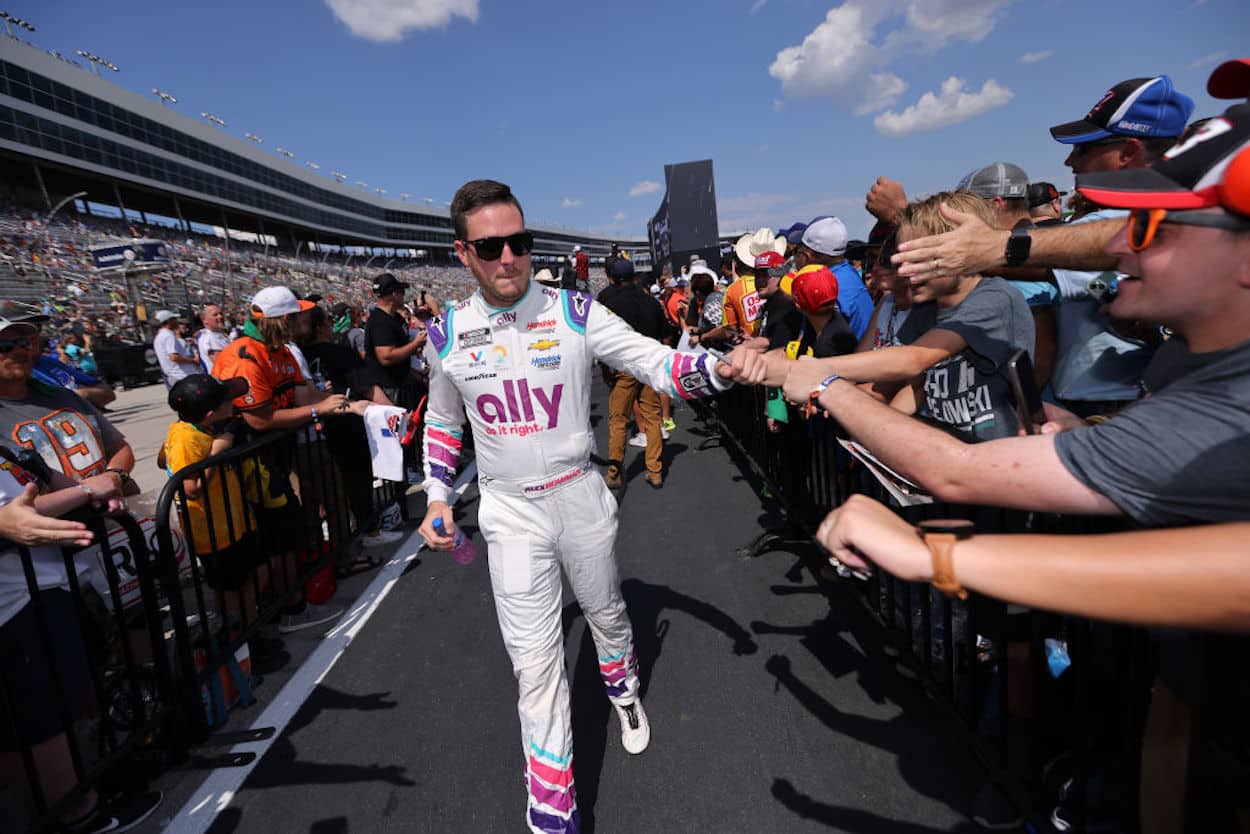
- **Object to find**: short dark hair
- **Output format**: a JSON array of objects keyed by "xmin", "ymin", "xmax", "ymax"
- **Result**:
[
  {"xmin": 689, "ymin": 272, "xmax": 714, "ymax": 298},
  {"xmin": 450, "ymin": 179, "xmax": 525, "ymax": 241}
]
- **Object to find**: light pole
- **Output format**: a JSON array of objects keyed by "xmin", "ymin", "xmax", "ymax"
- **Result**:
[
  {"xmin": 151, "ymin": 88, "xmax": 177, "ymax": 107},
  {"xmin": 75, "ymin": 50, "xmax": 118, "ymax": 76},
  {"xmin": 1, "ymin": 12, "xmax": 35, "ymax": 37}
]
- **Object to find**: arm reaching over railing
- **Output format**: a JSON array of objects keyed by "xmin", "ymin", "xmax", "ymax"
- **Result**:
[{"xmin": 817, "ymin": 495, "xmax": 1250, "ymax": 633}]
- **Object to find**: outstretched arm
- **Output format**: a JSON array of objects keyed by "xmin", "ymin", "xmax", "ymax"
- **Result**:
[{"xmin": 818, "ymin": 495, "xmax": 1250, "ymax": 633}]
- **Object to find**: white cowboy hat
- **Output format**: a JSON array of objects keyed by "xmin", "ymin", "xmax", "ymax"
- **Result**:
[
  {"xmin": 733, "ymin": 227, "xmax": 787, "ymax": 267},
  {"xmin": 534, "ymin": 268, "xmax": 559, "ymax": 286}
]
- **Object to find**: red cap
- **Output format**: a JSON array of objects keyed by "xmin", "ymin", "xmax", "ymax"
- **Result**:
[
  {"xmin": 754, "ymin": 251, "xmax": 785, "ymax": 270},
  {"xmin": 1209, "ymin": 59, "xmax": 1250, "ymax": 100},
  {"xmin": 791, "ymin": 267, "xmax": 840, "ymax": 315}
]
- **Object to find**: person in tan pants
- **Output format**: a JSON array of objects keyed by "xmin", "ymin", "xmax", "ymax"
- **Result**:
[{"xmin": 606, "ymin": 369, "xmax": 662, "ymax": 489}]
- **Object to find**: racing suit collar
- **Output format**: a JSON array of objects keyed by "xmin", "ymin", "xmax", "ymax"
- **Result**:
[{"xmin": 476, "ymin": 277, "xmax": 535, "ymax": 314}]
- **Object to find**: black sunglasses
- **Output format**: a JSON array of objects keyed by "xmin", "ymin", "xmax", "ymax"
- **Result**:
[
  {"xmin": 0, "ymin": 336, "xmax": 35, "ymax": 354},
  {"xmin": 464, "ymin": 231, "xmax": 534, "ymax": 261}
]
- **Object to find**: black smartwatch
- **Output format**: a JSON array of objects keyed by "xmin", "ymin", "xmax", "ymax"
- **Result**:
[{"xmin": 1004, "ymin": 226, "xmax": 1032, "ymax": 266}]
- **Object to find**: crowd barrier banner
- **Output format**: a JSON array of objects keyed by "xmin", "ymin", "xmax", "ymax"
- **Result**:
[{"xmin": 697, "ymin": 384, "xmax": 1248, "ymax": 834}]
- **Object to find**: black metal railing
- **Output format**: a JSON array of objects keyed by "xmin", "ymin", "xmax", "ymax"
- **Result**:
[{"xmin": 698, "ymin": 384, "xmax": 1249, "ymax": 834}]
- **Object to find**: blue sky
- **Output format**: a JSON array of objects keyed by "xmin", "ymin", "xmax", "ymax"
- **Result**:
[{"xmin": 24, "ymin": 0, "xmax": 1247, "ymax": 239}]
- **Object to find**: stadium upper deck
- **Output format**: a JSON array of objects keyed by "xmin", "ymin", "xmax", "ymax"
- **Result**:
[{"xmin": 0, "ymin": 37, "xmax": 646, "ymax": 264}]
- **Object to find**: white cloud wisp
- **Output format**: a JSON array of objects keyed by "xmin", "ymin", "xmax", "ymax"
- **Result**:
[
  {"xmin": 326, "ymin": 0, "xmax": 478, "ymax": 42},
  {"xmin": 873, "ymin": 76, "xmax": 1013, "ymax": 137},
  {"xmin": 629, "ymin": 180, "xmax": 662, "ymax": 197}
]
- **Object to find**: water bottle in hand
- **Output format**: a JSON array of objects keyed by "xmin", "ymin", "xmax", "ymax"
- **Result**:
[{"xmin": 432, "ymin": 517, "xmax": 476, "ymax": 565}]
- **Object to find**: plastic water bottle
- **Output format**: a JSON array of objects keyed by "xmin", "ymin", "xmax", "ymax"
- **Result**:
[{"xmin": 432, "ymin": 517, "xmax": 476, "ymax": 565}]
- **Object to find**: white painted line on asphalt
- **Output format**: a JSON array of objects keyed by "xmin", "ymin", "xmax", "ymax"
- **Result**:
[{"xmin": 165, "ymin": 462, "xmax": 478, "ymax": 834}]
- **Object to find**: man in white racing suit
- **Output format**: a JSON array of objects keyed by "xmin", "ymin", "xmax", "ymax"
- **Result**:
[{"xmin": 418, "ymin": 180, "xmax": 761, "ymax": 834}]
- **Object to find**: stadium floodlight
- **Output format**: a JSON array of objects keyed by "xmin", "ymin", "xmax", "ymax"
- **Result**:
[
  {"xmin": 331, "ymin": 171, "xmax": 347, "ymax": 182},
  {"xmin": 244, "ymin": 132, "xmax": 263, "ymax": 144},
  {"xmin": 306, "ymin": 161, "xmax": 320, "ymax": 170},
  {"xmin": 75, "ymin": 49, "xmax": 119, "ymax": 76},
  {"xmin": 276, "ymin": 147, "xmax": 294, "ymax": 159},
  {"xmin": 355, "ymin": 181, "xmax": 367, "ymax": 188},
  {"xmin": 200, "ymin": 112, "xmax": 227, "ymax": 128},
  {"xmin": 375, "ymin": 188, "xmax": 386, "ymax": 195},
  {"xmin": 1, "ymin": 12, "xmax": 36, "ymax": 36},
  {"xmin": 151, "ymin": 88, "xmax": 177, "ymax": 106},
  {"xmin": 399, "ymin": 192, "xmax": 410, "ymax": 201},
  {"xmin": 423, "ymin": 197, "xmax": 434, "ymax": 204}
]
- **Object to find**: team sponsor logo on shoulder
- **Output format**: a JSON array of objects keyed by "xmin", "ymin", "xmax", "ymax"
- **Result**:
[
  {"xmin": 469, "ymin": 345, "xmax": 509, "ymax": 368},
  {"xmin": 527, "ymin": 319, "xmax": 556, "ymax": 330},
  {"xmin": 541, "ymin": 288, "xmax": 560, "ymax": 299},
  {"xmin": 459, "ymin": 327, "xmax": 491, "ymax": 348},
  {"xmin": 531, "ymin": 355, "xmax": 561, "ymax": 371},
  {"xmin": 454, "ymin": 299, "xmax": 472, "ymax": 312},
  {"xmin": 495, "ymin": 311, "xmax": 517, "ymax": 327},
  {"xmin": 528, "ymin": 339, "xmax": 559, "ymax": 352}
]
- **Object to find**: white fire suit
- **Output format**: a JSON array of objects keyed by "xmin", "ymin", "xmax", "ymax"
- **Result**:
[{"xmin": 422, "ymin": 281, "xmax": 730, "ymax": 834}]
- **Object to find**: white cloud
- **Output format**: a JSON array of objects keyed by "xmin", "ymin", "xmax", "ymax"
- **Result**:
[
  {"xmin": 613, "ymin": 211, "xmax": 626, "ymax": 221},
  {"xmin": 1189, "ymin": 50, "xmax": 1227, "ymax": 69},
  {"xmin": 325, "ymin": 0, "xmax": 478, "ymax": 42},
  {"xmin": 629, "ymin": 180, "xmax": 662, "ymax": 197},
  {"xmin": 873, "ymin": 76, "xmax": 1012, "ymax": 137},
  {"xmin": 769, "ymin": 0, "xmax": 1012, "ymax": 114},
  {"xmin": 561, "ymin": 197, "xmax": 583, "ymax": 208},
  {"xmin": 1020, "ymin": 49, "xmax": 1053, "ymax": 64},
  {"xmin": 750, "ymin": 0, "xmax": 769, "ymax": 12}
]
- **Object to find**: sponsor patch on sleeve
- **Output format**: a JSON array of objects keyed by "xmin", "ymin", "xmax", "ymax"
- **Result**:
[{"xmin": 459, "ymin": 327, "xmax": 491, "ymax": 348}]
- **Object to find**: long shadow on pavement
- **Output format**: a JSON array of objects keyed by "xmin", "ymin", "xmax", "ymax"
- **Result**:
[{"xmin": 561, "ymin": 578, "xmax": 759, "ymax": 834}]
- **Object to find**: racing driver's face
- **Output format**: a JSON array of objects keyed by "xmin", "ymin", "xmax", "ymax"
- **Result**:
[{"xmin": 455, "ymin": 202, "xmax": 531, "ymax": 309}]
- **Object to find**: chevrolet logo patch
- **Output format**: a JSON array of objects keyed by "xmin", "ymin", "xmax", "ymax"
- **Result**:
[{"xmin": 528, "ymin": 339, "xmax": 560, "ymax": 352}]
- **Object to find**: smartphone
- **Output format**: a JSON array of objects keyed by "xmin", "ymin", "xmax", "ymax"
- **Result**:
[{"xmin": 1005, "ymin": 349, "xmax": 1045, "ymax": 434}]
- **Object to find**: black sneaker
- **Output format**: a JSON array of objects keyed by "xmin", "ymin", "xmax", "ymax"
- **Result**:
[{"xmin": 67, "ymin": 790, "xmax": 163, "ymax": 833}]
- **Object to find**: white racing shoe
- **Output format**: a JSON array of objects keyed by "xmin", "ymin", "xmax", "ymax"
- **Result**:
[{"xmin": 613, "ymin": 700, "xmax": 650, "ymax": 754}]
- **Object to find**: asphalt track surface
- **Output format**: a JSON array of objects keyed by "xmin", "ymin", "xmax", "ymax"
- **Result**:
[{"xmin": 198, "ymin": 382, "xmax": 985, "ymax": 834}]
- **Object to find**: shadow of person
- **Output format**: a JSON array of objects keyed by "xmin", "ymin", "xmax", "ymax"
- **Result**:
[
  {"xmin": 771, "ymin": 779, "xmax": 981, "ymax": 833},
  {"xmin": 762, "ymin": 654, "xmax": 974, "ymax": 827},
  {"xmin": 245, "ymin": 686, "xmax": 415, "ymax": 791},
  {"xmin": 561, "ymin": 578, "xmax": 758, "ymax": 833}
]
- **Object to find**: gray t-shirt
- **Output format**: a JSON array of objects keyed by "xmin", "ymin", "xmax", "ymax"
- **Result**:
[
  {"xmin": 1051, "ymin": 210, "xmax": 1154, "ymax": 402},
  {"xmin": 0, "ymin": 383, "xmax": 127, "ymax": 478},
  {"xmin": 909, "ymin": 277, "xmax": 1036, "ymax": 442},
  {"xmin": 346, "ymin": 327, "xmax": 366, "ymax": 357},
  {"xmin": 1055, "ymin": 337, "xmax": 1250, "ymax": 526}
]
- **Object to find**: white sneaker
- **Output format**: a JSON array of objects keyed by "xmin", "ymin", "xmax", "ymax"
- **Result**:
[
  {"xmin": 613, "ymin": 700, "xmax": 650, "ymax": 754},
  {"xmin": 661, "ymin": 427, "xmax": 671, "ymax": 440},
  {"xmin": 358, "ymin": 529, "xmax": 404, "ymax": 548},
  {"xmin": 628, "ymin": 433, "xmax": 648, "ymax": 448}
]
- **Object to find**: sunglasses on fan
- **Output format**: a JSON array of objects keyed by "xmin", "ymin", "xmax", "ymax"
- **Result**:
[
  {"xmin": 0, "ymin": 336, "xmax": 35, "ymax": 354},
  {"xmin": 464, "ymin": 231, "xmax": 534, "ymax": 261},
  {"xmin": 1126, "ymin": 208, "xmax": 1250, "ymax": 252}
]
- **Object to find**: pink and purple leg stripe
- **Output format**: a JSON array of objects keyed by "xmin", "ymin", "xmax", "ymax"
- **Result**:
[
  {"xmin": 528, "ymin": 743, "xmax": 579, "ymax": 833},
  {"xmin": 598, "ymin": 649, "xmax": 638, "ymax": 699}
]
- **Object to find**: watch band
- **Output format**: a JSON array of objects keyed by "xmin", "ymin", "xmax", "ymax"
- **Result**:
[
  {"xmin": 1004, "ymin": 226, "xmax": 1032, "ymax": 267},
  {"xmin": 925, "ymin": 532, "xmax": 968, "ymax": 600}
]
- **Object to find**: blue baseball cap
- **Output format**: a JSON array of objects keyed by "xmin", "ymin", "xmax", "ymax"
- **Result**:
[
  {"xmin": 779, "ymin": 222, "xmax": 808, "ymax": 244},
  {"xmin": 1050, "ymin": 76, "xmax": 1194, "ymax": 144}
]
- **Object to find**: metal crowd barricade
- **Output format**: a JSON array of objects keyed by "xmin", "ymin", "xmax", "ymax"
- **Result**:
[
  {"xmin": 700, "ymin": 384, "xmax": 1249, "ymax": 833},
  {"xmin": 3, "ymin": 420, "xmax": 413, "ymax": 833},
  {"xmin": 1, "ymin": 510, "xmax": 181, "ymax": 833}
]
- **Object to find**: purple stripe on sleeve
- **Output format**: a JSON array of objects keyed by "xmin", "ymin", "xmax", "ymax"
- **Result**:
[
  {"xmin": 428, "ymin": 444, "xmax": 459, "ymax": 468},
  {"xmin": 529, "ymin": 776, "xmax": 576, "ymax": 813},
  {"xmin": 428, "ymin": 462, "xmax": 454, "ymax": 488}
]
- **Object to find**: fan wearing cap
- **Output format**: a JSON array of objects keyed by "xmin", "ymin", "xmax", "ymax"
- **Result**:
[
  {"xmin": 788, "ymin": 218, "xmax": 876, "ymax": 340},
  {"xmin": 731, "ymin": 115, "xmax": 1250, "ymax": 526},
  {"xmin": 748, "ymin": 192, "xmax": 1036, "ymax": 443},
  {"xmin": 1028, "ymin": 182, "xmax": 1067, "ymax": 225},
  {"xmin": 722, "ymin": 228, "xmax": 784, "ymax": 339},
  {"xmin": 0, "ymin": 305, "xmax": 137, "ymax": 498},
  {"xmin": 361, "ymin": 273, "xmax": 427, "ymax": 408},
  {"xmin": 894, "ymin": 76, "xmax": 1196, "ymax": 417},
  {"xmin": 153, "ymin": 309, "xmax": 199, "ymax": 388}
]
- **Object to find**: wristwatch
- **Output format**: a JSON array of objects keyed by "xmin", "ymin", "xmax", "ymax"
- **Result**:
[
  {"xmin": 919, "ymin": 519, "xmax": 975, "ymax": 600},
  {"xmin": 1004, "ymin": 226, "xmax": 1032, "ymax": 267}
]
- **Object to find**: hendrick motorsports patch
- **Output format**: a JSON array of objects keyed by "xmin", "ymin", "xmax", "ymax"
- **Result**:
[
  {"xmin": 459, "ymin": 327, "xmax": 491, "ymax": 348},
  {"xmin": 679, "ymin": 372, "xmax": 710, "ymax": 395}
]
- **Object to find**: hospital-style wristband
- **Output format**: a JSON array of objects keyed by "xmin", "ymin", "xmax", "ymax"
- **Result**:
[{"xmin": 804, "ymin": 373, "xmax": 842, "ymax": 418}]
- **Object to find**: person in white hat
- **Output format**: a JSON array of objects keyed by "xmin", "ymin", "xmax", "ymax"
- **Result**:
[
  {"xmin": 152, "ymin": 309, "xmax": 199, "ymax": 388},
  {"xmin": 722, "ymin": 228, "xmax": 785, "ymax": 339}
]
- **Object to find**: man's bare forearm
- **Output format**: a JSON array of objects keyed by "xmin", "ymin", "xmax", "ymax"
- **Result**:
[{"xmin": 1029, "ymin": 219, "xmax": 1123, "ymax": 271}]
